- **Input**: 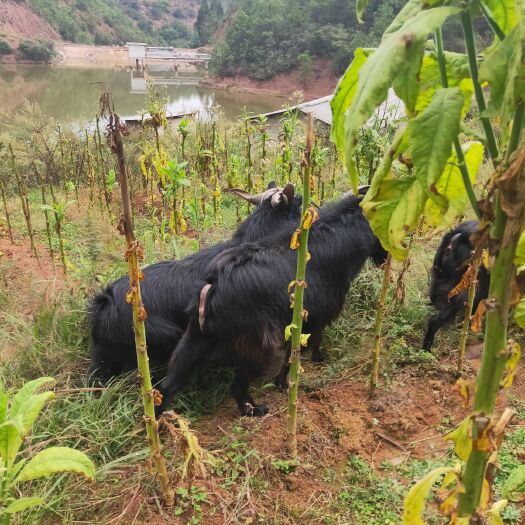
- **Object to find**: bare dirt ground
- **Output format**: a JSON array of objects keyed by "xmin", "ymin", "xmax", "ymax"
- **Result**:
[
  {"xmin": 203, "ymin": 59, "xmax": 340, "ymax": 100},
  {"xmin": 0, "ymin": 0, "xmax": 59, "ymax": 49},
  {"xmin": 98, "ymin": 346, "xmax": 525, "ymax": 524}
]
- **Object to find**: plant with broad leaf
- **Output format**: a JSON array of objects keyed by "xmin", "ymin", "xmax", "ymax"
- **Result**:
[
  {"xmin": 333, "ymin": 0, "xmax": 524, "ymax": 522},
  {"xmin": 0, "ymin": 377, "xmax": 95, "ymax": 523}
]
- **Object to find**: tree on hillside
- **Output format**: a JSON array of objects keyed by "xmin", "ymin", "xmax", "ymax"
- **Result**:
[{"xmin": 195, "ymin": 0, "xmax": 224, "ymax": 45}]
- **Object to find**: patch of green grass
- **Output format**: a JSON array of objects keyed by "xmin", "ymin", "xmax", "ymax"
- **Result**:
[{"xmin": 334, "ymin": 454, "xmax": 405, "ymax": 524}]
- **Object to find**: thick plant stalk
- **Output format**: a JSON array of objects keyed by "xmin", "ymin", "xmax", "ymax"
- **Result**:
[
  {"xmin": 457, "ymin": 121, "xmax": 524, "ymax": 515},
  {"xmin": 46, "ymin": 177, "xmax": 67, "ymax": 275},
  {"xmin": 107, "ymin": 111, "xmax": 174, "ymax": 506},
  {"xmin": 369, "ymin": 253, "xmax": 392, "ymax": 395},
  {"xmin": 0, "ymin": 176, "xmax": 14, "ymax": 244},
  {"xmin": 457, "ymin": 257, "xmax": 481, "ymax": 374},
  {"xmin": 460, "ymin": 5, "xmax": 499, "ymax": 161},
  {"xmin": 10, "ymin": 144, "xmax": 39, "ymax": 262},
  {"xmin": 434, "ymin": 28, "xmax": 481, "ymax": 219},
  {"xmin": 33, "ymin": 163, "xmax": 55, "ymax": 262},
  {"xmin": 287, "ymin": 114, "xmax": 314, "ymax": 458}
]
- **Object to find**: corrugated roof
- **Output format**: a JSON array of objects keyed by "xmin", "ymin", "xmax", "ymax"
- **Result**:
[{"xmin": 256, "ymin": 90, "xmax": 405, "ymax": 127}]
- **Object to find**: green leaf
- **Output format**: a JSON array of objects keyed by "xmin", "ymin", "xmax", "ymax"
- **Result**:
[
  {"xmin": 502, "ymin": 465, "xmax": 525, "ymax": 499},
  {"xmin": 416, "ymin": 52, "xmax": 470, "ymax": 114},
  {"xmin": 515, "ymin": 296, "xmax": 525, "ymax": 329},
  {"xmin": 479, "ymin": 25, "xmax": 524, "ymax": 139},
  {"xmin": 15, "ymin": 447, "xmax": 95, "ymax": 483},
  {"xmin": 11, "ymin": 377, "xmax": 55, "ymax": 419},
  {"xmin": 402, "ymin": 467, "xmax": 457, "ymax": 524},
  {"xmin": 0, "ymin": 420, "xmax": 23, "ymax": 469},
  {"xmin": 424, "ymin": 142, "xmax": 484, "ymax": 228},
  {"xmin": 12, "ymin": 392, "xmax": 55, "ymax": 437},
  {"xmin": 409, "ymin": 87, "xmax": 465, "ymax": 204},
  {"xmin": 483, "ymin": 0, "xmax": 517, "ymax": 35},
  {"xmin": 5, "ymin": 497, "xmax": 44, "ymax": 514},
  {"xmin": 382, "ymin": 0, "xmax": 422, "ymax": 41},
  {"xmin": 487, "ymin": 499, "xmax": 508, "ymax": 525},
  {"xmin": 330, "ymin": 48, "xmax": 369, "ymax": 160},
  {"xmin": 445, "ymin": 416, "xmax": 472, "ymax": 461},
  {"xmin": 356, "ymin": 0, "xmax": 369, "ymax": 23},
  {"xmin": 0, "ymin": 383, "xmax": 7, "ymax": 425},
  {"xmin": 514, "ymin": 231, "xmax": 525, "ymax": 270},
  {"xmin": 10, "ymin": 378, "xmax": 55, "ymax": 434},
  {"xmin": 362, "ymin": 175, "xmax": 426, "ymax": 260},
  {"xmin": 344, "ymin": 6, "xmax": 461, "ymax": 191}
]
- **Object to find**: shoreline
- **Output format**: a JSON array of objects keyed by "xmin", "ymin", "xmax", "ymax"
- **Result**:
[{"xmin": 1, "ymin": 43, "xmax": 337, "ymax": 101}]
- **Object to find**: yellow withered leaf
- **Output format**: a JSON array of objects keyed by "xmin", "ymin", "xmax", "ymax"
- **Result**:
[
  {"xmin": 125, "ymin": 289, "xmax": 133, "ymax": 305},
  {"xmin": 290, "ymin": 229, "xmax": 301, "ymax": 249},
  {"xmin": 448, "ymin": 262, "xmax": 477, "ymax": 300},
  {"xmin": 501, "ymin": 340, "xmax": 521, "ymax": 389},
  {"xmin": 302, "ymin": 206, "xmax": 319, "ymax": 230},
  {"xmin": 445, "ymin": 417, "xmax": 472, "ymax": 461},
  {"xmin": 300, "ymin": 333, "xmax": 310, "ymax": 347},
  {"xmin": 439, "ymin": 487, "xmax": 458, "ymax": 516},
  {"xmin": 455, "ymin": 378, "xmax": 476, "ymax": 408},
  {"xmin": 480, "ymin": 479, "xmax": 491, "ymax": 510},
  {"xmin": 472, "ymin": 415, "xmax": 494, "ymax": 453},
  {"xmin": 284, "ymin": 324, "xmax": 294, "ymax": 342},
  {"xmin": 402, "ymin": 467, "xmax": 457, "ymax": 525},
  {"xmin": 487, "ymin": 499, "xmax": 508, "ymax": 525},
  {"xmin": 138, "ymin": 304, "xmax": 148, "ymax": 321},
  {"xmin": 471, "ymin": 300, "xmax": 487, "ymax": 333}
]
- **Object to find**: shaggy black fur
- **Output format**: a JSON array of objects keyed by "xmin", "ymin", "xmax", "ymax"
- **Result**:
[
  {"xmin": 156, "ymin": 194, "xmax": 387, "ymax": 417},
  {"xmin": 422, "ymin": 221, "xmax": 490, "ymax": 351},
  {"xmin": 89, "ymin": 183, "xmax": 302, "ymax": 380}
]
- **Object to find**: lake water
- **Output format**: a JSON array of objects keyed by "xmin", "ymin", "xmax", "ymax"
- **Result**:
[{"xmin": 0, "ymin": 65, "xmax": 283, "ymax": 124}]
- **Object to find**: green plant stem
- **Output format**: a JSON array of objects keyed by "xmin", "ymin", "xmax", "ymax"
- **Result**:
[
  {"xmin": 457, "ymin": 257, "xmax": 481, "ymax": 375},
  {"xmin": 479, "ymin": 2, "xmax": 506, "ymax": 41},
  {"xmin": 507, "ymin": 104, "xmax": 525, "ymax": 162},
  {"xmin": 109, "ymin": 112, "xmax": 174, "ymax": 507},
  {"xmin": 287, "ymin": 114, "xmax": 314, "ymax": 458},
  {"xmin": 0, "ymin": 177, "xmax": 14, "ymax": 244},
  {"xmin": 34, "ymin": 163, "xmax": 55, "ymax": 262},
  {"xmin": 434, "ymin": 28, "xmax": 481, "ymax": 219},
  {"xmin": 10, "ymin": 144, "xmax": 39, "ymax": 262},
  {"xmin": 458, "ymin": 102, "xmax": 525, "ymax": 517},
  {"xmin": 45, "ymin": 176, "xmax": 67, "ymax": 275},
  {"xmin": 460, "ymin": 6, "xmax": 499, "ymax": 162},
  {"xmin": 369, "ymin": 253, "xmax": 391, "ymax": 395}
]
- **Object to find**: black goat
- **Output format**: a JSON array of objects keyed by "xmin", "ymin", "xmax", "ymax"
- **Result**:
[
  {"xmin": 89, "ymin": 182, "xmax": 302, "ymax": 380},
  {"xmin": 156, "ymin": 194, "xmax": 387, "ymax": 417},
  {"xmin": 422, "ymin": 220, "xmax": 490, "ymax": 351}
]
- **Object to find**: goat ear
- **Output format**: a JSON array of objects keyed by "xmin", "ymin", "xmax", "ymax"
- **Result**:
[
  {"xmin": 225, "ymin": 188, "xmax": 262, "ymax": 205},
  {"xmin": 266, "ymin": 181, "xmax": 277, "ymax": 190},
  {"xmin": 281, "ymin": 183, "xmax": 295, "ymax": 209},
  {"xmin": 357, "ymin": 185, "xmax": 370, "ymax": 196}
]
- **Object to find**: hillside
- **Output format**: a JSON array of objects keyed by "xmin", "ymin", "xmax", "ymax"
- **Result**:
[{"xmin": 0, "ymin": 0, "xmax": 201, "ymax": 47}]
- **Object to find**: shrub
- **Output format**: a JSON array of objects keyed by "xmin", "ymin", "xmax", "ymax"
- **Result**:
[
  {"xmin": 0, "ymin": 40, "xmax": 12, "ymax": 55},
  {"xmin": 18, "ymin": 40, "xmax": 55, "ymax": 63}
]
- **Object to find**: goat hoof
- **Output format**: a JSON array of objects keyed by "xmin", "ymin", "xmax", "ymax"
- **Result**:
[
  {"xmin": 273, "ymin": 375, "xmax": 288, "ymax": 389},
  {"xmin": 311, "ymin": 349, "xmax": 325, "ymax": 363},
  {"xmin": 241, "ymin": 402, "xmax": 269, "ymax": 417}
]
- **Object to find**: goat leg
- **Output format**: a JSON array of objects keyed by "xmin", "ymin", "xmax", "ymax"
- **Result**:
[
  {"xmin": 156, "ymin": 330, "xmax": 209, "ymax": 417},
  {"xmin": 231, "ymin": 370, "xmax": 269, "ymax": 417}
]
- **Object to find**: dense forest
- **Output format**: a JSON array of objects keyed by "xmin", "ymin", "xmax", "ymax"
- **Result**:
[
  {"xmin": 17, "ymin": 0, "xmax": 202, "ymax": 47},
  {"xmin": 211, "ymin": 0, "xmax": 492, "ymax": 79},
  {"xmin": 3, "ymin": 0, "xmax": 492, "ymax": 79}
]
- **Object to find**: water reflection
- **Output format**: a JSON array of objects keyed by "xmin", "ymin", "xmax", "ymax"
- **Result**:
[{"xmin": 0, "ymin": 65, "xmax": 282, "ymax": 124}]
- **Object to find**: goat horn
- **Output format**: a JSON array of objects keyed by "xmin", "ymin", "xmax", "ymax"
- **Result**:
[{"xmin": 225, "ymin": 187, "xmax": 280, "ymax": 205}]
